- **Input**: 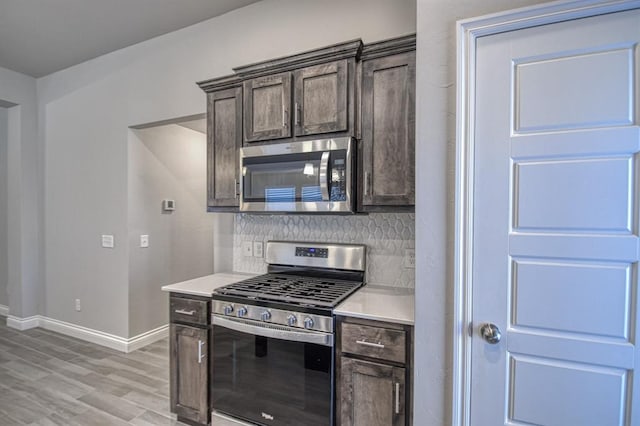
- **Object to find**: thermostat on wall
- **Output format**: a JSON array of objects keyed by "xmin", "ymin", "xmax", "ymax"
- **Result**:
[{"xmin": 163, "ymin": 199, "xmax": 175, "ymax": 211}]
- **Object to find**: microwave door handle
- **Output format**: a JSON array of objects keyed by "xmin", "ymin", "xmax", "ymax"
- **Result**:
[{"xmin": 319, "ymin": 151, "xmax": 330, "ymax": 201}]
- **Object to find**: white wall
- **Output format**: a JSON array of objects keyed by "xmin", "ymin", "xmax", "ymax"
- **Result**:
[
  {"xmin": 414, "ymin": 0, "xmax": 550, "ymax": 424},
  {"xmin": 0, "ymin": 107, "xmax": 8, "ymax": 309},
  {"xmin": 0, "ymin": 66, "xmax": 40, "ymax": 320},
  {"xmin": 37, "ymin": 0, "xmax": 416, "ymax": 338},
  {"xmin": 128, "ymin": 124, "xmax": 215, "ymax": 336}
]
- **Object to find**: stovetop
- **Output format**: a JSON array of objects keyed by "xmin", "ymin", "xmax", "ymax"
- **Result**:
[{"xmin": 214, "ymin": 273, "xmax": 363, "ymax": 308}]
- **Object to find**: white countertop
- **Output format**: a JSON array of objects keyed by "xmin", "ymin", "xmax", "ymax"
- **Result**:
[
  {"xmin": 161, "ymin": 272, "xmax": 257, "ymax": 297},
  {"xmin": 334, "ymin": 285, "xmax": 414, "ymax": 326}
]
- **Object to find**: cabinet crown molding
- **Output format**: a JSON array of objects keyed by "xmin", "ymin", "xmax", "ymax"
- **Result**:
[
  {"xmin": 232, "ymin": 39, "xmax": 363, "ymax": 79},
  {"xmin": 361, "ymin": 33, "xmax": 416, "ymax": 61}
]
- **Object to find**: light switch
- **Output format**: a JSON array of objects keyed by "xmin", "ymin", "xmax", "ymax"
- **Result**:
[
  {"xmin": 101, "ymin": 234, "xmax": 115, "ymax": 248},
  {"xmin": 140, "ymin": 235, "xmax": 149, "ymax": 248},
  {"xmin": 253, "ymin": 241, "xmax": 263, "ymax": 258}
]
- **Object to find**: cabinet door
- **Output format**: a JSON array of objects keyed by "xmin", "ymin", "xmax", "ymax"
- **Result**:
[
  {"xmin": 360, "ymin": 52, "xmax": 415, "ymax": 210},
  {"xmin": 340, "ymin": 357, "xmax": 406, "ymax": 426},
  {"xmin": 293, "ymin": 60, "xmax": 348, "ymax": 136},
  {"xmin": 170, "ymin": 324, "xmax": 208, "ymax": 424},
  {"xmin": 207, "ymin": 87, "xmax": 242, "ymax": 210},
  {"xmin": 243, "ymin": 72, "xmax": 292, "ymax": 142}
]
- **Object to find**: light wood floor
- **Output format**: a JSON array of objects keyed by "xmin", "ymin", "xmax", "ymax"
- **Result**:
[{"xmin": 0, "ymin": 315, "xmax": 186, "ymax": 425}]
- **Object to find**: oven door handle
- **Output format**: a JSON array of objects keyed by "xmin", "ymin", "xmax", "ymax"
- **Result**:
[{"xmin": 212, "ymin": 315, "xmax": 334, "ymax": 347}]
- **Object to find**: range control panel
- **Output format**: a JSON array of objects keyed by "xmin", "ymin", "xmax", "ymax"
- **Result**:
[{"xmin": 295, "ymin": 246, "xmax": 329, "ymax": 258}]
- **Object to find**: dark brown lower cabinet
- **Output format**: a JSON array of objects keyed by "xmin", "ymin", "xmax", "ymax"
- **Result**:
[
  {"xmin": 170, "ymin": 295, "xmax": 210, "ymax": 425},
  {"xmin": 340, "ymin": 357, "xmax": 406, "ymax": 426},
  {"xmin": 337, "ymin": 316, "xmax": 413, "ymax": 426}
]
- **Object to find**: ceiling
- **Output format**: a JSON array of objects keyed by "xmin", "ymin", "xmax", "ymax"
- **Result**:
[{"xmin": 0, "ymin": 0, "xmax": 261, "ymax": 78}]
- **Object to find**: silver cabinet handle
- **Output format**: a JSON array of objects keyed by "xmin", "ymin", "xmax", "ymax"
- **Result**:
[
  {"xmin": 197, "ymin": 340, "xmax": 205, "ymax": 364},
  {"xmin": 319, "ymin": 151, "xmax": 330, "ymax": 201},
  {"xmin": 295, "ymin": 102, "xmax": 301, "ymax": 125},
  {"xmin": 175, "ymin": 309, "xmax": 195, "ymax": 316},
  {"xmin": 282, "ymin": 105, "xmax": 288, "ymax": 128},
  {"xmin": 364, "ymin": 171, "xmax": 371, "ymax": 196},
  {"xmin": 395, "ymin": 383, "xmax": 400, "ymax": 414},
  {"xmin": 234, "ymin": 178, "xmax": 239, "ymax": 199},
  {"xmin": 355, "ymin": 339, "xmax": 385, "ymax": 349}
]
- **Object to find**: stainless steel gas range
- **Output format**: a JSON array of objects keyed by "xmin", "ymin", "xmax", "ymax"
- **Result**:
[{"xmin": 211, "ymin": 241, "xmax": 366, "ymax": 426}]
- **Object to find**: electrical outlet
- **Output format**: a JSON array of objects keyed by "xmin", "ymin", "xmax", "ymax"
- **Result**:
[
  {"xmin": 253, "ymin": 241, "xmax": 263, "ymax": 258},
  {"xmin": 75, "ymin": 299, "xmax": 81, "ymax": 312},
  {"xmin": 404, "ymin": 249, "xmax": 415, "ymax": 268},
  {"xmin": 140, "ymin": 234, "xmax": 149, "ymax": 248},
  {"xmin": 243, "ymin": 241, "xmax": 253, "ymax": 257}
]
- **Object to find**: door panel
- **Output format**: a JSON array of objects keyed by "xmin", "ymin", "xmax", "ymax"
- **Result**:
[
  {"xmin": 509, "ymin": 355, "xmax": 627, "ymax": 426},
  {"xmin": 472, "ymin": 9, "xmax": 640, "ymax": 426},
  {"xmin": 514, "ymin": 46, "xmax": 635, "ymax": 132},
  {"xmin": 243, "ymin": 73, "xmax": 292, "ymax": 142}
]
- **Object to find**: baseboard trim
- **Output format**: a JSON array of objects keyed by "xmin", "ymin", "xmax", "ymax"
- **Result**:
[
  {"xmin": 7, "ymin": 314, "xmax": 40, "ymax": 331},
  {"xmin": 0, "ymin": 304, "xmax": 8, "ymax": 316},
  {"xmin": 5, "ymin": 314, "xmax": 169, "ymax": 353}
]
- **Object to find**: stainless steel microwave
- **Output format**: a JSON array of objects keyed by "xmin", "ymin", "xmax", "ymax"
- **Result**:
[{"xmin": 239, "ymin": 137, "xmax": 355, "ymax": 213}]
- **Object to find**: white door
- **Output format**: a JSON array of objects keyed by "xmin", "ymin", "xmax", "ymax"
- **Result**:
[{"xmin": 471, "ymin": 8, "xmax": 640, "ymax": 426}]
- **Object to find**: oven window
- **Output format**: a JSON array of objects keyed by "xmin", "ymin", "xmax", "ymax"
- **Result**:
[{"xmin": 212, "ymin": 324, "xmax": 332, "ymax": 426}]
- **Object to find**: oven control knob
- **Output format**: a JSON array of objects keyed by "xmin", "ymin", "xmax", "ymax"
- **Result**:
[
  {"xmin": 303, "ymin": 317, "xmax": 314, "ymax": 329},
  {"xmin": 287, "ymin": 314, "xmax": 297, "ymax": 326},
  {"xmin": 261, "ymin": 311, "xmax": 271, "ymax": 322},
  {"xmin": 223, "ymin": 305, "xmax": 234, "ymax": 315},
  {"xmin": 237, "ymin": 306, "xmax": 248, "ymax": 317}
]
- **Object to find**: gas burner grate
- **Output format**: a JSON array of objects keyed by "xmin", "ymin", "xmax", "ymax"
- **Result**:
[{"xmin": 215, "ymin": 274, "xmax": 363, "ymax": 308}]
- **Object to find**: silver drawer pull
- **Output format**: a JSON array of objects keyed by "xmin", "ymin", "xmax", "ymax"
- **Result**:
[
  {"xmin": 198, "ymin": 340, "xmax": 205, "ymax": 364},
  {"xmin": 356, "ymin": 339, "xmax": 385, "ymax": 349},
  {"xmin": 175, "ymin": 309, "xmax": 196, "ymax": 316}
]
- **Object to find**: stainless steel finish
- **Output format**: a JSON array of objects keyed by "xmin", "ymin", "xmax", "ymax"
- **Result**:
[
  {"xmin": 282, "ymin": 105, "xmax": 286, "ymax": 127},
  {"xmin": 356, "ymin": 340, "xmax": 385, "ymax": 349},
  {"xmin": 174, "ymin": 309, "xmax": 195, "ymax": 316},
  {"xmin": 395, "ymin": 383, "xmax": 400, "ymax": 414},
  {"xmin": 319, "ymin": 151, "xmax": 330, "ymax": 201},
  {"xmin": 213, "ymin": 300, "xmax": 334, "ymax": 333},
  {"xmin": 261, "ymin": 311, "xmax": 272, "ymax": 322},
  {"xmin": 237, "ymin": 306, "xmax": 248, "ymax": 317},
  {"xmin": 364, "ymin": 171, "xmax": 371, "ymax": 196},
  {"xmin": 480, "ymin": 323, "xmax": 502, "ymax": 344},
  {"xmin": 265, "ymin": 241, "xmax": 366, "ymax": 272},
  {"xmin": 234, "ymin": 178, "xmax": 239, "ymax": 199},
  {"xmin": 213, "ymin": 315, "xmax": 334, "ymax": 347},
  {"xmin": 223, "ymin": 305, "xmax": 234, "ymax": 315},
  {"xmin": 303, "ymin": 317, "xmax": 314, "ymax": 329},
  {"xmin": 287, "ymin": 314, "xmax": 297, "ymax": 326},
  {"xmin": 239, "ymin": 137, "xmax": 354, "ymax": 213},
  {"xmin": 198, "ymin": 340, "xmax": 205, "ymax": 364}
]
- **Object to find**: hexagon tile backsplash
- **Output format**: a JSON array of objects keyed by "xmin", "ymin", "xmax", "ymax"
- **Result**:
[{"xmin": 233, "ymin": 213, "xmax": 415, "ymax": 287}]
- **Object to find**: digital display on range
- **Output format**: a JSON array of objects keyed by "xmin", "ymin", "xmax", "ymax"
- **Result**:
[{"xmin": 295, "ymin": 246, "xmax": 329, "ymax": 258}]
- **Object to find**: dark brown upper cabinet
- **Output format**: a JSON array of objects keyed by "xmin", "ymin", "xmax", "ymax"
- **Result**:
[
  {"xmin": 206, "ymin": 86, "xmax": 242, "ymax": 211},
  {"xmin": 359, "ymin": 35, "xmax": 416, "ymax": 212},
  {"xmin": 243, "ymin": 72, "xmax": 292, "ymax": 143},
  {"xmin": 293, "ymin": 60, "xmax": 348, "ymax": 137}
]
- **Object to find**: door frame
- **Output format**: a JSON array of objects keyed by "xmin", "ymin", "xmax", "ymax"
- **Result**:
[{"xmin": 453, "ymin": 1, "xmax": 640, "ymax": 425}]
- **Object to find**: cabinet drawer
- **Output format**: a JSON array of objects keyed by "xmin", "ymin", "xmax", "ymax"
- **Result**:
[
  {"xmin": 170, "ymin": 296, "xmax": 209, "ymax": 326},
  {"xmin": 341, "ymin": 323, "xmax": 406, "ymax": 364}
]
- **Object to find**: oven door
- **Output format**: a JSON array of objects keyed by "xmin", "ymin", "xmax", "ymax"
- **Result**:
[
  {"xmin": 211, "ymin": 315, "xmax": 334, "ymax": 426},
  {"xmin": 239, "ymin": 137, "xmax": 353, "ymax": 213}
]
